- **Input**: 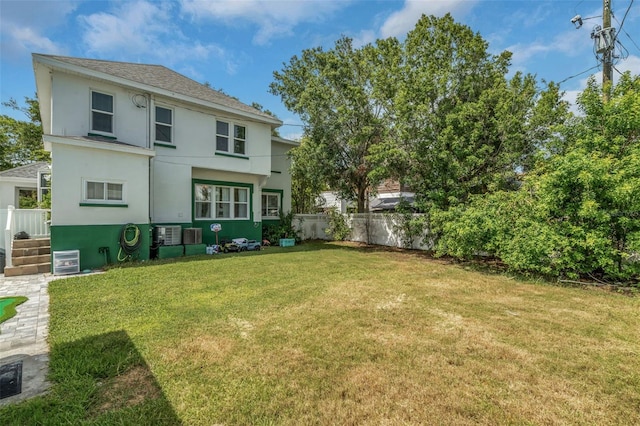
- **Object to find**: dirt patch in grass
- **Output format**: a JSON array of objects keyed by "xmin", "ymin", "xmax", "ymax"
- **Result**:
[{"xmin": 90, "ymin": 365, "xmax": 161, "ymax": 416}]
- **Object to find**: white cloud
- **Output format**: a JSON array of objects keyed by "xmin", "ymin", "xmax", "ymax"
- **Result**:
[
  {"xmin": 0, "ymin": 0, "xmax": 78, "ymax": 27},
  {"xmin": 180, "ymin": 0, "xmax": 349, "ymax": 45},
  {"xmin": 77, "ymin": 1, "xmax": 231, "ymax": 70},
  {"xmin": 561, "ymin": 54, "xmax": 640, "ymax": 114},
  {"xmin": 615, "ymin": 54, "xmax": 640, "ymax": 76},
  {"xmin": 351, "ymin": 30, "xmax": 377, "ymax": 48},
  {"xmin": 506, "ymin": 27, "xmax": 588, "ymax": 67},
  {"xmin": 380, "ymin": 0, "xmax": 479, "ymax": 39},
  {"xmin": 0, "ymin": 0, "xmax": 76, "ymax": 58},
  {"xmin": 2, "ymin": 23, "xmax": 65, "ymax": 55}
]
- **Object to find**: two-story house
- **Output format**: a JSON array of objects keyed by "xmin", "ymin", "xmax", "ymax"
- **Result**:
[{"xmin": 32, "ymin": 54, "xmax": 296, "ymax": 270}]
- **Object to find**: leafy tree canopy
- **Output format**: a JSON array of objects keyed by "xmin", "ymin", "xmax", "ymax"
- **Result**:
[
  {"xmin": 272, "ymin": 14, "xmax": 568, "ymax": 213},
  {"xmin": 435, "ymin": 73, "xmax": 640, "ymax": 280},
  {"xmin": 1, "ymin": 96, "xmax": 47, "ymax": 171},
  {"xmin": 371, "ymin": 14, "xmax": 570, "ymax": 211},
  {"xmin": 271, "ymin": 37, "xmax": 388, "ymax": 212}
]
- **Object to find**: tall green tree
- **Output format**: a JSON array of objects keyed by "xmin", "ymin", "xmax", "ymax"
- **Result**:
[
  {"xmin": 270, "ymin": 37, "xmax": 387, "ymax": 212},
  {"xmin": 435, "ymin": 73, "xmax": 640, "ymax": 280},
  {"xmin": 372, "ymin": 14, "xmax": 569, "ymax": 211},
  {"xmin": 0, "ymin": 96, "xmax": 47, "ymax": 171},
  {"xmin": 289, "ymin": 137, "xmax": 327, "ymax": 213}
]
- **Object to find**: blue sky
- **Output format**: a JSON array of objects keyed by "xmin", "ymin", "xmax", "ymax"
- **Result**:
[{"xmin": 1, "ymin": 0, "xmax": 639, "ymax": 140}]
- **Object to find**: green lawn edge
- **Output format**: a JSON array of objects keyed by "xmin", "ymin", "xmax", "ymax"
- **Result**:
[{"xmin": 0, "ymin": 296, "xmax": 29, "ymax": 325}]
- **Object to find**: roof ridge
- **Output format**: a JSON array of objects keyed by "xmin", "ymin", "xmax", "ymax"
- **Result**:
[
  {"xmin": 0, "ymin": 161, "xmax": 50, "ymax": 176},
  {"xmin": 35, "ymin": 53, "xmax": 166, "ymax": 69}
]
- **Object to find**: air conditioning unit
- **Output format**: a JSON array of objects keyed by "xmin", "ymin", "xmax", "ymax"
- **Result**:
[
  {"xmin": 154, "ymin": 225, "xmax": 182, "ymax": 246},
  {"xmin": 183, "ymin": 228, "xmax": 202, "ymax": 245}
]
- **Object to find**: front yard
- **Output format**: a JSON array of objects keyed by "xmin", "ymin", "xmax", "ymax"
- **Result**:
[{"xmin": 2, "ymin": 242, "xmax": 639, "ymax": 425}]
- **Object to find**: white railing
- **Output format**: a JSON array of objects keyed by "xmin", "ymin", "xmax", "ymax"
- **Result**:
[{"xmin": 2, "ymin": 205, "xmax": 51, "ymax": 270}]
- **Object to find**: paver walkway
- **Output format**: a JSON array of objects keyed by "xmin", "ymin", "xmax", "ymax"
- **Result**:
[{"xmin": 0, "ymin": 273, "xmax": 53, "ymax": 406}]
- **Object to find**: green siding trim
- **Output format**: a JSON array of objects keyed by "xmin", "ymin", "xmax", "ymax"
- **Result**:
[
  {"xmin": 88, "ymin": 132, "xmax": 117, "ymax": 140},
  {"xmin": 154, "ymin": 142, "xmax": 176, "ymax": 149},
  {"xmin": 215, "ymin": 152, "xmax": 249, "ymax": 160},
  {"xmin": 51, "ymin": 223, "xmax": 150, "ymax": 270},
  {"xmin": 79, "ymin": 203, "xmax": 129, "ymax": 208}
]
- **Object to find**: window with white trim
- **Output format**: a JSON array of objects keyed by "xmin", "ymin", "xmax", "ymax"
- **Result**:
[
  {"xmin": 216, "ymin": 120, "xmax": 246, "ymax": 155},
  {"xmin": 83, "ymin": 180, "xmax": 124, "ymax": 203},
  {"xmin": 38, "ymin": 171, "xmax": 51, "ymax": 203},
  {"xmin": 195, "ymin": 183, "xmax": 249, "ymax": 219},
  {"xmin": 262, "ymin": 193, "xmax": 280, "ymax": 218},
  {"xmin": 91, "ymin": 91, "xmax": 114, "ymax": 134},
  {"xmin": 155, "ymin": 106, "xmax": 173, "ymax": 143}
]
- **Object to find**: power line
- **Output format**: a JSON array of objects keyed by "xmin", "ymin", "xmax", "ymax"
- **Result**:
[
  {"xmin": 558, "ymin": 64, "xmax": 601, "ymax": 85},
  {"xmin": 612, "ymin": 2, "xmax": 640, "ymax": 53},
  {"xmin": 617, "ymin": 0, "xmax": 635, "ymax": 33}
]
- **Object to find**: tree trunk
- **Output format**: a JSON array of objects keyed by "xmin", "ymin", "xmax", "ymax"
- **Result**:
[{"xmin": 357, "ymin": 185, "xmax": 367, "ymax": 213}]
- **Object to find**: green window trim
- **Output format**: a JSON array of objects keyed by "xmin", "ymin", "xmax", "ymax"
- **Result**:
[
  {"xmin": 154, "ymin": 142, "xmax": 176, "ymax": 149},
  {"xmin": 215, "ymin": 152, "xmax": 249, "ymax": 160},
  {"xmin": 79, "ymin": 203, "xmax": 129, "ymax": 208},
  {"xmin": 192, "ymin": 179, "xmax": 254, "ymax": 222},
  {"xmin": 261, "ymin": 188, "xmax": 283, "ymax": 219},
  {"xmin": 87, "ymin": 132, "xmax": 117, "ymax": 140}
]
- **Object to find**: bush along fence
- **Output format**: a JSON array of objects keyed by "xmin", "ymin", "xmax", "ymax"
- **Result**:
[{"xmin": 294, "ymin": 213, "xmax": 432, "ymax": 250}]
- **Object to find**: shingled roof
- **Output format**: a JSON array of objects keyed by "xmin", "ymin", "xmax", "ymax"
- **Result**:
[
  {"xmin": 33, "ymin": 54, "xmax": 280, "ymax": 124},
  {"xmin": 0, "ymin": 162, "xmax": 49, "ymax": 179}
]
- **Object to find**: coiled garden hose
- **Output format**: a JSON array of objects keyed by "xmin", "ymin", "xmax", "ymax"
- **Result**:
[{"xmin": 118, "ymin": 223, "xmax": 142, "ymax": 262}]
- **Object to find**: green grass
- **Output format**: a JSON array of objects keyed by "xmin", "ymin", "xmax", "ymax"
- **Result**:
[
  {"xmin": 2, "ymin": 242, "xmax": 639, "ymax": 424},
  {"xmin": 0, "ymin": 296, "xmax": 28, "ymax": 326}
]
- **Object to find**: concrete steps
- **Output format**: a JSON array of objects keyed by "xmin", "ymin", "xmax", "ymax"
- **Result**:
[{"xmin": 3, "ymin": 238, "xmax": 51, "ymax": 277}]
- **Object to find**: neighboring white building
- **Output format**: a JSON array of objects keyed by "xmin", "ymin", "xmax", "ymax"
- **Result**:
[
  {"xmin": 0, "ymin": 162, "xmax": 50, "ymax": 210},
  {"xmin": 318, "ymin": 180, "xmax": 415, "ymax": 213},
  {"xmin": 32, "ymin": 54, "xmax": 296, "ymax": 270}
]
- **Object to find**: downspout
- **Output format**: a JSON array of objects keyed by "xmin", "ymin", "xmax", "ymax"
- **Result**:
[{"xmin": 147, "ymin": 94, "xmax": 154, "ymax": 223}]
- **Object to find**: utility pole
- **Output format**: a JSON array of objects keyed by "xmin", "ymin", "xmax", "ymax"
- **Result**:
[{"xmin": 603, "ymin": 0, "xmax": 613, "ymax": 100}]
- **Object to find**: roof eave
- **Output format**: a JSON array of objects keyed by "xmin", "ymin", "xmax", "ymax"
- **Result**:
[{"xmin": 32, "ymin": 54, "xmax": 282, "ymax": 126}]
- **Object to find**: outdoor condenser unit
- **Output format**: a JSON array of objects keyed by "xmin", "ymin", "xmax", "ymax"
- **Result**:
[
  {"xmin": 154, "ymin": 225, "xmax": 182, "ymax": 246},
  {"xmin": 183, "ymin": 228, "xmax": 202, "ymax": 245}
]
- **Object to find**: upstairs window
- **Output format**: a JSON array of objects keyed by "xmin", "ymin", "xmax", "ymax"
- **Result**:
[
  {"xmin": 155, "ymin": 106, "xmax": 173, "ymax": 143},
  {"xmin": 216, "ymin": 120, "xmax": 246, "ymax": 155},
  {"xmin": 216, "ymin": 121, "xmax": 229, "ymax": 152},
  {"xmin": 91, "ymin": 91, "xmax": 114, "ymax": 134}
]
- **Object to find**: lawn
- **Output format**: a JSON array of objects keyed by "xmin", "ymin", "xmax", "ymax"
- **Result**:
[{"xmin": 2, "ymin": 241, "xmax": 639, "ymax": 425}]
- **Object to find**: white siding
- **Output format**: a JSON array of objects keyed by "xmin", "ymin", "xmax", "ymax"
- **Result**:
[
  {"xmin": 51, "ymin": 72, "xmax": 149, "ymax": 147},
  {"xmin": 153, "ymin": 105, "xmax": 272, "ymax": 176},
  {"xmin": 264, "ymin": 141, "xmax": 293, "ymax": 214},
  {"xmin": 0, "ymin": 178, "xmax": 37, "ymax": 210},
  {"xmin": 50, "ymin": 143, "xmax": 150, "ymax": 225},
  {"xmin": 151, "ymin": 160, "xmax": 192, "ymax": 223}
]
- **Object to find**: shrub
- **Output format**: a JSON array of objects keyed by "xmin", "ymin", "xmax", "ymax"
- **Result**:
[{"xmin": 325, "ymin": 208, "xmax": 350, "ymax": 241}]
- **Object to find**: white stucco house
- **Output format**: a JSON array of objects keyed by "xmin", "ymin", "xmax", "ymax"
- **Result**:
[{"xmin": 32, "ymin": 54, "xmax": 297, "ymax": 270}]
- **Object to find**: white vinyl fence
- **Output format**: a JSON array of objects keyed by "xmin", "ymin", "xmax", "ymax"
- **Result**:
[{"xmin": 294, "ymin": 213, "xmax": 432, "ymax": 250}]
